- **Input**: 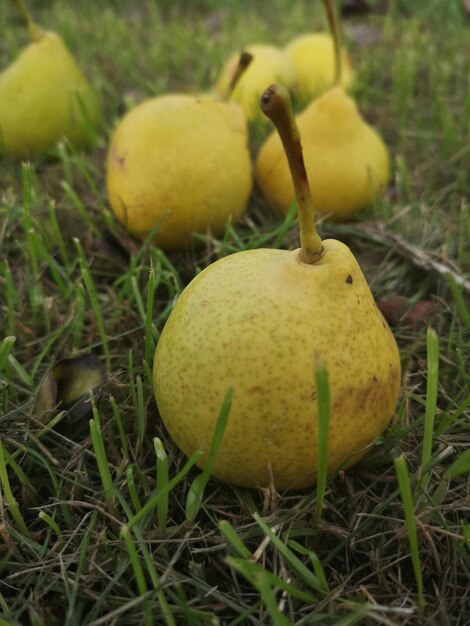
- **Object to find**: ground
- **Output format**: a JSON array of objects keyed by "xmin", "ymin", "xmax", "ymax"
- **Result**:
[{"xmin": 0, "ymin": 1, "xmax": 469, "ymax": 625}]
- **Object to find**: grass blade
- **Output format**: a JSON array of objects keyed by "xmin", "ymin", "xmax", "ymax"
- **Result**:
[
  {"xmin": 154, "ymin": 438, "xmax": 169, "ymax": 532},
  {"xmin": 394, "ymin": 454, "xmax": 424, "ymax": 611},
  {"xmin": 420, "ymin": 327, "xmax": 439, "ymax": 490},
  {"xmin": 253, "ymin": 513, "xmax": 323, "ymax": 595},
  {"xmin": 89, "ymin": 405, "xmax": 115, "ymax": 510},
  {"xmin": 185, "ymin": 387, "xmax": 233, "ymax": 521},
  {"xmin": 0, "ymin": 438, "xmax": 31, "ymax": 538},
  {"xmin": 125, "ymin": 450, "xmax": 203, "ymax": 531},
  {"xmin": 219, "ymin": 519, "xmax": 251, "ymax": 559}
]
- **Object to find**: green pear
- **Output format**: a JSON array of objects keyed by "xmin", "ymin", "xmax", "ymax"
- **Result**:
[
  {"xmin": 153, "ymin": 84, "xmax": 401, "ymax": 491},
  {"xmin": 256, "ymin": 0, "xmax": 389, "ymax": 220},
  {"xmin": 0, "ymin": 0, "xmax": 101, "ymax": 158},
  {"xmin": 106, "ymin": 54, "xmax": 253, "ymax": 251}
]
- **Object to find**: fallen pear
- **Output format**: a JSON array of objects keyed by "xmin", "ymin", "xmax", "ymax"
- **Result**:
[
  {"xmin": 0, "ymin": 0, "xmax": 101, "ymax": 158},
  {"xmin": 153, "ymin": 83, "xmax": 401, "ymax": 491},
  {"xmin": 256, "ymin": 0, "xmax": 389, "ymax": 220},
  {"xmin": 106, "ymin": 53, "xmax": 253, "ymax": 251},
  {"xmin": 285, "ymin": 32, "xmax": 354, "ymax": 101},
  {"xmin": 213, "ymin": 44, "xmax": 295, "ymax": 122}
]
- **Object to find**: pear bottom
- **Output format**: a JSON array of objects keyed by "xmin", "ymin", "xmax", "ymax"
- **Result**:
[{"xmin": 154, "ymin": 241, "xmax": 401, "ymax": 490}]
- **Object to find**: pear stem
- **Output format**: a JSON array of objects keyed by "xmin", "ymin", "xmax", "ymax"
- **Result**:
[
  {"xmin": 260, "ymin": 84, "xmax": 323, "ymax": 265},
  {"xmin": 222, "ymin": 51, "xmax": 254, "ymax": 102},
  {"xmin": 322, "ymin": 0, "xmax": 342, "ymax": 86},
  {"xmin": 12, "ymin": 0, "xmax": 43, "ymax": 42}
]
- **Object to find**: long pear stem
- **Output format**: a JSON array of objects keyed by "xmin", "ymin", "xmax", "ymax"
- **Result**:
[
  {"xmin": 12, "ymin": 0, "xmax": 43, "ymax": 42},
  {"xmin": 322, "ymin": 0, "xmax": 342, "ymax": 86},
  {"xmin": 260, "ymin": 84, "xmax": 323, "ymax": 264},
  {"xmin": 222, "ymin": 51, "xmax": 254, "ymax": 101}
]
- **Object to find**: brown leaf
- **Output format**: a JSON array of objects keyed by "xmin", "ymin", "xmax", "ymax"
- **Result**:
[
  {"xmin": 377, "ymin": 295, "xmax": 442, "ymax": 328},
  {"xmin": 340, "ymin": 0, "xmax": 388, "ymax": 17}
]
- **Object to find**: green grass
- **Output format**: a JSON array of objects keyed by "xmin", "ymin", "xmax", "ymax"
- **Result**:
[{"xmin": 1, "ymin": 1, "xmax": 469, "ymax": 624}]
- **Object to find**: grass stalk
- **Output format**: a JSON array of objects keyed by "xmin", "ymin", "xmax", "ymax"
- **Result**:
[
  {"xmin": 185, "ymin": 388, "xmax": 233, "ymax": 521},
  {"xmin": 394, "ymin": 454, "xmax": 425, "ymax": 611},
  {"xmin": 74, "ymin": 238, "xmax": 111, "ymax": 365},
  {"xmin": 420, "ymin": 327, "xmax": 439, "ymax": 491},
  {"xmin": 89, "ymin": 405, "xmax": 115, "ymax": 510},
  {"xmin": 0, "ymin": 438, "xmax": 31, "ymax": 538},
  {"xmin": 153, "ymin": 438, "xmax": 169, "ymax": 532}
]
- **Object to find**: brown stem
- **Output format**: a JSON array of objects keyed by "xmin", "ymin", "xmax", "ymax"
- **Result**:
[
  {"xmin": 260, "ymin": 84, "xmax": 323, "ymax": 264},
  {"xmin": 322, "ymin": 0, "xmax": 342, "ymax": 86},
  {"xmin": 12, "ymin": 0, "xmax": 43, "ymax": 42},
  {"xmin": 222, "ymin": 51, "xmax": 253, "ymax": 101}
]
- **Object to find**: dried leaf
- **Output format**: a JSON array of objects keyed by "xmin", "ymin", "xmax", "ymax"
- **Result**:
[
  {"xmin": 340, "ymin": 0, "xmax": 388, "ymax": 17},
  {"xmin": 377, "ymin": 295, "xmax": 442, "ymax": 328}
]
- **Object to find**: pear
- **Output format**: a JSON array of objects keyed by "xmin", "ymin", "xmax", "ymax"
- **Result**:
[
  {"xmin": 213, "ymin": 44, "xmax": 295, "ymax": 122},
  {"xmin": 285, "ymin": 32, "xmax": 354, "ymax": 101},
  {"xmin": 106, "ymin": 54, "xmax": 253, "ymax": 251},
  {"xmin": 153, "ymin": 84, "xmax": 401, "ymax": 491},
  {"xmin": 256, "ymin": 0, "xmax": 389, "ymax": 220},
  {"xmin": 0, "ymin": 0, "xmax": 101, "ymax": 158}
]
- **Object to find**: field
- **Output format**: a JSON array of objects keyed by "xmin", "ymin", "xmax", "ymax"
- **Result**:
[{"xmin": 0, "ymin": 1, "xmax": 469, "ymax": 625}]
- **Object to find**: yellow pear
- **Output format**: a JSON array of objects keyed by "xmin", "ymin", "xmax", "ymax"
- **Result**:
[
  {"xmin": 153, "ymin": 84, "xmax": 401, "ymax": 491},
  {"xmin": 213, "ymin": 44, "xmax": 295, "ymax": 122},
  {"xmin": 256, "ymin": 86, "xmax": 389, "ymax": 218},
  {"xmin": 0, "ymin": 0, "xmax": 101, "ymax": 158},
  {"xmin": 106, "ymin": 54, "xmax": 253, "ymax": 251},
  {"xmin": 285, "ymin": 32, "xmax": 354, "ymax": 100},
  {"xmin": 256, "ymin": 0, "xmax": 389, "ymax": 220}
]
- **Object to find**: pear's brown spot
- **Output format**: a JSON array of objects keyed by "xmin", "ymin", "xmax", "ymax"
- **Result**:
[
  {"xmin": 346, "ymin": 274, "xmax": 353, "ymax": 284},
  {"xmin": 112, "ymin": 145, "xmax": 126, "ymax": 171}
]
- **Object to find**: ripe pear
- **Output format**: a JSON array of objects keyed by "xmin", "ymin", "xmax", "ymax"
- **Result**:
[
  {"xmin": 106, "ymin": 54, "xmax": 253, "ymax": 251},
  {"xmin": 153, "ymin": 84, "xmax": 401, "ymax": 491},
  {"xmin": 213, "ymin": 44, "xmax": 295, "ymax": 122},
  {"xmin": 285, "ymin": 32, "xmax": 354, "ymax": 101},
  {"xmin": 256, "ymin": 0, "xmax": 389, "ymax": 220},
  {"xmin": 256, "ymin": 86, "xmax": 390, "ymax": 219},
  {"xmin": 0, "ymin": 0, "xmax": 101, "ymax": 158}
]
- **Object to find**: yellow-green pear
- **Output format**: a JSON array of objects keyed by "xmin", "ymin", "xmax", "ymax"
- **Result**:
[
  {"xmin": 106, "ymin": 55, "xmax": 253, "ymax": 251},
  {"xmin": 213, "ymin": 44, "xmax": 295, "ymax": 122},
  {"xmin": 256, "ymin": 0, "xmax": 389, "ymax": 220},
  {"xmin": 0, "ymin": 0, "xmax": 101, "ymax": 158},
  {"xmin": 285, "ymin": 32, "xmax": 354, "ymax": 100},
  {"xmin": 256, "ymin": 85, "xmax": 389, "ymax": 219},
  {"xmin": 153, "ymin": 84, "xmax": 401, "ymax": 491}
]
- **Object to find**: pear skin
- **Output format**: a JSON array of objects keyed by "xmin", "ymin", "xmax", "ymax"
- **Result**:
[
  {"xmin": 214, "ymin": 45, "xmax": 295, "ymax": 122},
  {"xmin": 256, "ymin": 86, "xmax": 390, "ymax": 219},
  {"xmin": 0, "ymin": 31, "xmax": 101, "ymax": 157},
  {"xmin": 285, "ymin": 33, "xmax": 354, "ymax": 101},
  {"xmin": 106, "ymin": 94, "xmax": 252, "ymax": 250},
  {"xmin": 153, "ymin": 83, "xmax": 400, "ymax": 491},
  {"xmin": 154, "ymin": 239, "xmax": 400, "ymax": 490}
]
